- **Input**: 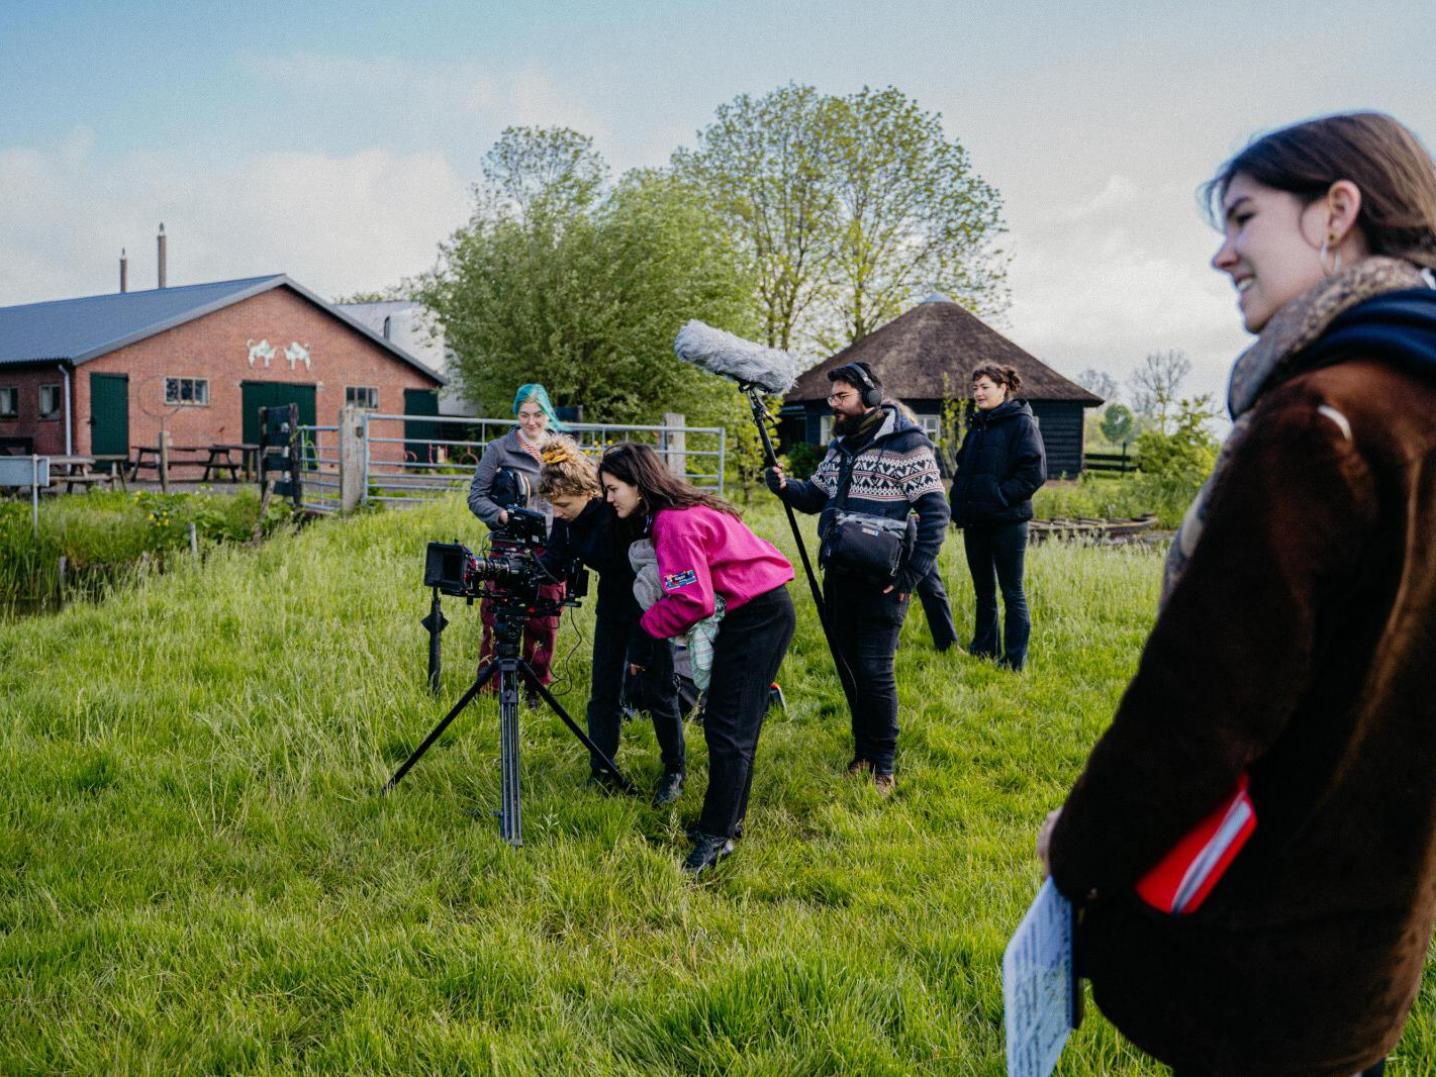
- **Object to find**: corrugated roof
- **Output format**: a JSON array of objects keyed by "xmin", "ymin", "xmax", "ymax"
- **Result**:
[
  {"xmin": 0, "ymin": 275, "xmax": 444, "ymax": 383},
  {"xmin": 788, "ymin": 296, "xmax": 1102, "ymax": 405}
]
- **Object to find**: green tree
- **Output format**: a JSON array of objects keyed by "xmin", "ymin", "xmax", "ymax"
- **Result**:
[
  {"xmin": 418, "ymin": 134, "xmax": 755, "ymax": 429},
  {"xmin": 1132, "ymin": 395, "xmax": 1220, "ymax": 525},
  {"xmin": 1100, "ymin": 403, "xmax": 1135, "ymax": 445},
  {"xmin": 673, "ymin": 84, "xmax": 838, "ymax": 350},
  {"xmin": 732, "ymin": 392, "xmax": 784, "ymax": 504},
  {"xmin": 677, "ymin": 83, "xmax": 1008, "ymax": 352},
  {"xmin": 479, "ymin": 125, "xmax": 608, "ymax": 223},
  {"xmin": 823, "ymin": 86, "xmax": 1008, "ymax": 345}
]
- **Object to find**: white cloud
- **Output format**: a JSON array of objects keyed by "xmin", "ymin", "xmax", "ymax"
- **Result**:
[
  {"xmin": 0, "ymin": 131, "xmax": 470, "ymax": 306},
  {"xmin": 1002, "ymin": 173, "xmax": 1251, "ymax": 410},
  {"xmin": 238, "ymin": 51, "xmax": 613, "ymax": 162}
]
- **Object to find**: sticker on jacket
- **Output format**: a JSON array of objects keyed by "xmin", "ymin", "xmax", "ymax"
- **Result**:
[{"xmin": 663, "ymin": 569, "xmax": 699, "ymax": 591}]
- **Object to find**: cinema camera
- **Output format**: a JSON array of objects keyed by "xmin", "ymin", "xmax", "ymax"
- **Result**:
[
  {"xmin": 384, "ymin": 468, "xmax": 631, "ymax": 847},
  {"xmin": 423, "ymin": 512, "xmax": 586, "ymax": 611}
]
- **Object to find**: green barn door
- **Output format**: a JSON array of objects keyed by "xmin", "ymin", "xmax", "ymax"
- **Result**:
[
  {"xmin": 89, "ymin": 373, "xmax": 129, "ymax": 460},
  {"xmin": 403, "ymin": 387, "xmax": 440, "ymax": 463},
  {"xmin": 241, "ymin": 382, "xmax": 316, "ymax": 445}
]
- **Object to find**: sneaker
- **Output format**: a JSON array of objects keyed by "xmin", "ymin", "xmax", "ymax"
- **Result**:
[
  {"xmin": 685, "ymin": 819, "xmax": 743, "ymax": 841},
  {"xmin": 683, "ymin": 832, "xmax": 735, "ymax": 876},
  {"xmin": 525, "ymin": 688, "xmax": 541, "ymax": 710},
  {"xmin": 847, "ymin": 758, "xmax": 873, "ymax": 777},
  {"xmin": 652, "ymin": 771, "xmax": 685, "ymax": 808},
  {"xmin": 874, "ymin": 773, "xmax": 896, "ymax": 797}
]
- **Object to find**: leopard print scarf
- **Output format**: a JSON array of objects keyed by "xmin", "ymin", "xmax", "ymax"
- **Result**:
[{"xmin": 1162, "ymin": 257, "xmax": 1428, "ymax": 605}]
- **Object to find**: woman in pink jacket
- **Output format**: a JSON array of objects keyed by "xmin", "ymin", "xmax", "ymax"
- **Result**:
[{"xmin": 598, "ymin": 443, "xmax": 796, "ymax": 875}]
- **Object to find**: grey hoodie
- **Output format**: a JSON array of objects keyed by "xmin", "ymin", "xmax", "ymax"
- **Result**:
[{"xmin": 466, "ymin": 429, "xmax": 552, "ymax": 530}]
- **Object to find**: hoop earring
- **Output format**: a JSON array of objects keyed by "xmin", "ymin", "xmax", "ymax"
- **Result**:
[{"xmin": 1320, "ymin": 235, "xmax": 1343, "ymax": 276}]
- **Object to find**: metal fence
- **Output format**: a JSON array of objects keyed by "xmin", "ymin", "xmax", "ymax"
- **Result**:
[
  {"xmin": 293, "ymin": 412, "xmax": 726, "ymax": 512},
  {"xmin": 290, "ymin": 424, "xmax": 341, "ymax": 514}
]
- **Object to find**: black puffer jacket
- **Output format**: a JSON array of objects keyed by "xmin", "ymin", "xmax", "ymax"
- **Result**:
[
  {"xmin": 541, "ymin": 499, "xmax": 638, "ymax": 621},
  {"xmin": 949, "ymin": 399, "xmax": 1047, "ymax": 527}
]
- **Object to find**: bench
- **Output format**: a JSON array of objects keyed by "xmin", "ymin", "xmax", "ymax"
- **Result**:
[{"xmin": 131, "ymin": 445, "xmax": 210, "ymax": 480}]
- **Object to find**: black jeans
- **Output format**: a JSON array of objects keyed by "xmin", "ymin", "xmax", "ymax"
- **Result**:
[
  {"xmin": 824, "ymin": 572, "xmax": 911, "ymax": 774},
  {"xmin": 697, "ymin": 585, "xmax": 796, "ymax": 837},
  {"xmin": 587, "ymin": 612, "xmax": 684, "ymax": 776},
  {"xmin": 962, "ymin": 521, "xmax": 1030, "ymax": 670},
  {"xmin": 915, "ymin": 563, "xmax": 959, "ymax": 650}
]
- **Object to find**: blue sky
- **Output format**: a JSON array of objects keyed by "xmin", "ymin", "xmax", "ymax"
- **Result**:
[{"xmin": 3, "ymin": 0, "xmax": 1433, "ymax": 404}]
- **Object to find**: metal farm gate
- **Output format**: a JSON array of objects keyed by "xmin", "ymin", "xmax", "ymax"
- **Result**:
[{"xmin": 289, "ymin": 411, "xmax": 726, "ymax": 513}]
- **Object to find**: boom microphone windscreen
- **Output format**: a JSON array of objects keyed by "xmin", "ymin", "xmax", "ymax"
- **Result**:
[{"xmin": 673, "ymin": 320, "xmax": 805, "ymax": 395}]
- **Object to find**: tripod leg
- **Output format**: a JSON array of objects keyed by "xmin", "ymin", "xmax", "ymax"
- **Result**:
[
  {"xmin": 383, "ymin": 661, "xmax": 497, "ymax": 793},
  {"xmin": 521, "ymin": 663, "xmax": 637, "ymax": 794},
  {"xmin": 421, "ymin": 587, "xmax": 448, "ymax": 696},
  {"xmin": 498, "ymin": 664, "xmax": 523, "ymax": 847}
]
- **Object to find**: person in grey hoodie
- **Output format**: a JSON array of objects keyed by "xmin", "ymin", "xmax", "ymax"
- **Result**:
[{"xmin": 466, "ymin": 384, "xmax": 564, "ymax": 696}]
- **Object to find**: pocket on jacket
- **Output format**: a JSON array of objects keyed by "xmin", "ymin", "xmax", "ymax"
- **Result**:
[{"xmin": 979, "ymin": 474, "xmax": 1009, "ymax": 506}]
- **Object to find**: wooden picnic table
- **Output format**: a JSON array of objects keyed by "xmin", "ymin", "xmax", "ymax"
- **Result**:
[
  {"xmin": 131, "ymin": 444, "xmax": 209, "ymax": 479},
  {"xmin": 206, "ymin": 443, "xmax": 259, "ymax": 482},
  {"xmin": 42, "ymin": 455, "xmax": 119, "ymax": 493},
  {"xmin": 91, "ymin": 454, "xmax": 130, "ymax": 491}
]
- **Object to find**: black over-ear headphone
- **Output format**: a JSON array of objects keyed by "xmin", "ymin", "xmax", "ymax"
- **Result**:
[{"xmin": 833, "ymin": 362, "xmax": 883, "ymax": 408}]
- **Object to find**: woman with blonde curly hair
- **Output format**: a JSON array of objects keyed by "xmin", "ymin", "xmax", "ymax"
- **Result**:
[{"xmin": 537, "ymin": 436, "xmax": 686, "ymax": 807}]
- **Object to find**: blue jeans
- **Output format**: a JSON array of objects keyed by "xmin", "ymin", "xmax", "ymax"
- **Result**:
[{"xmin": 963, "ymin": 521, "xmax": 1030, "ymax": 670}]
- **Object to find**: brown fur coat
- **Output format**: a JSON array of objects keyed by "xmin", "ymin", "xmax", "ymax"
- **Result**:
[{"xmin": 1049, "ymin": 262, "xmax": 1436, "ymax": 1074}]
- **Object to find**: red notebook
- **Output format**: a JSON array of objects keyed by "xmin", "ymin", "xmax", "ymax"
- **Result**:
[{"xmin": 1136, "ymin": 774, "xmax": 1256, "ymax": 915}]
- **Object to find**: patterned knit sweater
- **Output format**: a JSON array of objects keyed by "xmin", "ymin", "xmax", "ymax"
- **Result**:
[{"xmin": 778, "ymin": 405, "xmax": 949, "ymax": 591}]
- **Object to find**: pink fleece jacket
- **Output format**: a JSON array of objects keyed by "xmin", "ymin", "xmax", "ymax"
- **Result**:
[{"xmin": 639, "ymin": 505, "xmax": 794, "ymax": 640}]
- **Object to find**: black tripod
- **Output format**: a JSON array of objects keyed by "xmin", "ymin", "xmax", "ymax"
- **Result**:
[{"xmin": 383, "ymin": 596, "xmax": 634, "ymax": 846}]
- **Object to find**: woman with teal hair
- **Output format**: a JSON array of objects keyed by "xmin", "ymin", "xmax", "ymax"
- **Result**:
[{"xmin": 467, "ymin": 383, "xmax": 567, "ymax": 700}]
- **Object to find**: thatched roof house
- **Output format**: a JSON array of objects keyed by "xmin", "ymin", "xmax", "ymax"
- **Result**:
[{"xmin": 780, "ymin": 293, "xmax": 1102, "ymax": 476}]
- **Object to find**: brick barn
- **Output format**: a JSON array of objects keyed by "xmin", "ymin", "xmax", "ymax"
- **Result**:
[
  {"xmin": 0, "ymin": 274, "xmax": 444, "ymax": 462},
  {"xmin": 779, "ymin": 293, "xmax": 1103, "ymax": 476}
]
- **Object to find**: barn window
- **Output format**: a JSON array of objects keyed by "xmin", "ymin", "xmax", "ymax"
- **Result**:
[
  {"xmin": 164, "ymin": 377, "xmax": 209, "ymax": 406},
  {"xmin": 346, "ymin": 385, "xmax": 379, "ymax": 409},
  {"xmin": 0, "ymin": 386, "xmax": 16, "ymax": 419},
  {"xmin": 917, "ymin": 413, "xmax": 941, "ymax": 440},
  {"xmin": 38, "ymin": 384, "xmax": 62, "ymax": 419}
]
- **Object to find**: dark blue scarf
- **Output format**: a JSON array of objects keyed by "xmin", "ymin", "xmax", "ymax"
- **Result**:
[{"xmin": 1298, "ymin": 286, "xmax": 1436, "ymax": 382}]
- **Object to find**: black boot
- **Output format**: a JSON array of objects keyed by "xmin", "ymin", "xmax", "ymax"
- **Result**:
[
  {"xmin": 652, "ymin": 770, "xmax": 685, "ymax": 808},
  {"xmin": 682, "ymin": 831, "xmax": 734, "ymax": 875}
]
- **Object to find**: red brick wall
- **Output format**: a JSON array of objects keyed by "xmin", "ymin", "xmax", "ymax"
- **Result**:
[
  {"xmin": 68, "ymin": 286, "xmax": 439, "ymax": 463},
  {"xmin": 0, "ymin": 366, "xmax": 71, "ymax": 454}
]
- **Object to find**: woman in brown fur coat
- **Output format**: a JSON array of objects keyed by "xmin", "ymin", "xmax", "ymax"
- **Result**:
[{"xmin": 1040, "ymin": 113, "xmax": 1436, "ymax": 1075}]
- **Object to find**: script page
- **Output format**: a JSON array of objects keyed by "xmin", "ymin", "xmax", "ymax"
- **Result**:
[{"xmin": 1002, "ymin": 878, "xmax": 1075, "ymax": 1077}]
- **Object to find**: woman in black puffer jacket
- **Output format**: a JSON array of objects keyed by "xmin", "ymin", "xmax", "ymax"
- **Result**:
[{"xmin": 949, "ymin": 364, "xmax": 1047, "ymax": 670}]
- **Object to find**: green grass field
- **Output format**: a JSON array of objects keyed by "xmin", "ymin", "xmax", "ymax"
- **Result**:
[{"xmin": 3, "ymin": 497, "xmax": 1433, "ymax": 1073}]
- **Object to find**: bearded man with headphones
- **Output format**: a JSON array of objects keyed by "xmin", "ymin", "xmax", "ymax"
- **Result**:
[{"xmin": 765, "ymin": 362, "xmax": 949, "ymax": 794}]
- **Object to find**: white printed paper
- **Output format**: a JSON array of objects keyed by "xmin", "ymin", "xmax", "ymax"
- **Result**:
[{"xmin": 1002, "ymin": 878, "xmax": 1075, "ymax": 1077}]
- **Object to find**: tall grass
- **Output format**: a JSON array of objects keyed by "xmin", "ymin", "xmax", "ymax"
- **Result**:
[
  {"xmin": 2, "ymin": 497, "xmax": 1431, "ymax": 1073},
  {"xmin": 0, "ymin": 489, "xmax": 291, "ymax": 611}
]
